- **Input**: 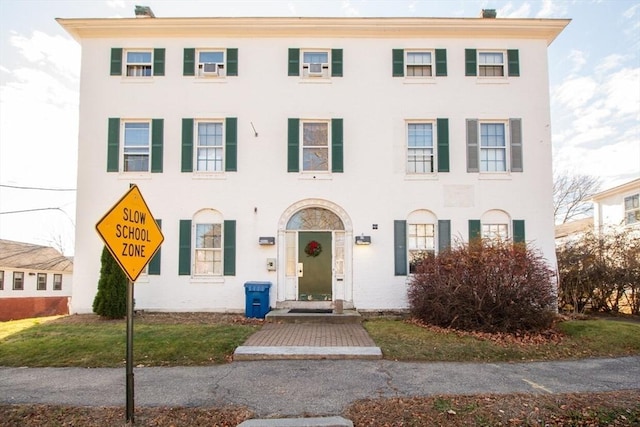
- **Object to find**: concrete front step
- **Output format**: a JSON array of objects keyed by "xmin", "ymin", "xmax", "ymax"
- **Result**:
[{"xmin": 265, "ymin": 309, "xmax": 362, "ymax": 324}]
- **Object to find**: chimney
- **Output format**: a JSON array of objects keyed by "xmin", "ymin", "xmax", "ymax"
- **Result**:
[
  {"xmin": 481, "ymin": 9, "xmax": 497, "ymax": 18},
  {"xmin": 134, "ymin": 5, "xmax": 155, "ymax": 18}
]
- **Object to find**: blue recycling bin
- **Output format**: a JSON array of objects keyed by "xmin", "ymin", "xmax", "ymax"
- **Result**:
[{"xmin": 244, "ymin": 282, "xmax": 271, "ymax": 318}]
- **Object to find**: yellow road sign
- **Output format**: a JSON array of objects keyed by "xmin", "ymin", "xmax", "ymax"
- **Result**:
[{"xmin": 96, "ymin": 185, "xmax": 164, "ymax": 282}]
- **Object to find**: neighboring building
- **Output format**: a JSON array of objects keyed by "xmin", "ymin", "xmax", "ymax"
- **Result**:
[
  {"xmin": 58, "ymin": 10, "xmax": 569, "ymax": 314},
  {"xmin": 554, "ymin": 217, "xmax": 593, "ymax": 245},
  {"xmin": 592, "ymin": 178, "xmax": 640, "ymax": 232},
  {"xmin": 0, "ymin": 240, "xmax": 73, "ymax": 321}
]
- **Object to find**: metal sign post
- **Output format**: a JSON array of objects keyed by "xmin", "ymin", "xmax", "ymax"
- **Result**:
[{"xmin": 95, "ymin": 185, "xmax": 164, "ymax": 425}]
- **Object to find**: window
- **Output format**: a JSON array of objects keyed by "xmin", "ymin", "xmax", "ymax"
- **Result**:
[
  {"xmin": 37, "ymin": 273, "xmax": 47, "ymax": 291},
  {"xmin": 480, "ymin": 123, "xmax": 506, "ymax": 172},
  {"xmin": 465, "ymin": 49, "xmax": 519, "ymax": 77},
  {"xmin": 123, "ymin": 122, "xmax": 150, "ymax": 172},
  {"xmin": 478, "ymin": 52, "xmax": 504, "ymax": 76},
  {"xmin": 196, "ymin": 121, "xmax": 224, "ymax": 172},
  {"xmin": 407, "ymin": 123, "xmax": 434, "ymax": 173},
  {"xmin": 53, "ymin": 274, "xmax": 62, "ymax": 290},
  {"xmin": 126, "ymin": 51, "xmax": 152, "ymax": 77},
  {"xmin": 408, "ymin": 224, "xmax": 435, "ymax": 273},
  {"xmin": 13, "ymin": 272, "xmax": 24, "ymax": 290},
  {"xmin": 625, "ymin": 194, "xmax": 640, "ymax": 225},
  {"xmin": 482, "ymin": 224, "xmax": 509, "ymax": 240},
  {"xmin": 195, "ymin": 223, "xmax": 222, "ymax": 275},
  {"xmin": 0, "ymin": 270, "xmax": 3, "ymax": 290},
  {"xmin": 288, "ymin": 48, "xmax": 342, "ymax": 78},
  {"xmin": 393, "ymin": 49, "xmax": 447, "ymax": 77},
  {"xmin": 406, "ymin": 52, "xmax": 432, "ymax": 77},
  {"xmin": 183, "ymin": 48, "xmax": 238, "ymax": 77},
  {"xmin": 198, "ymin": 50, "xmax": 225, "ymax": 77},
  {"xmin": 302, "ymin": 122, "xmax": 329, "ymax": 171}
]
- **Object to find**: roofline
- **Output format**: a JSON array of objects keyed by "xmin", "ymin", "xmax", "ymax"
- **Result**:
[
  {"xmin": 56, "ymin": 16, "xmax": 570, "ymax": 45},
  {"xmin": 592, "ymin": 178, "xmax": 640, "ymax": 201}
]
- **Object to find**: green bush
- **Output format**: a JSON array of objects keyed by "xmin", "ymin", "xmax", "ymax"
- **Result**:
[
  {"xmin": 407, "ymin": 240, "xmax": 556, "ymax": 333},
  {"xmin": 92, "ymin": 246, "xmax": 127, "ymax": 319}
]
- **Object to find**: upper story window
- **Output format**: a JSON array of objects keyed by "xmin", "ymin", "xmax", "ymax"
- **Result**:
[
  {"xmin": 110, "ymin": 48, "xmax": 165, "ymax": 77},
  {"xmin": 393, "ymin": 49, "xmax": 447, "ymax": 78},
  {"xmin": 107, "ymin": 118, "xmax": 164, "ymax": 174},
  {"xmin": 183, "ymin": 48, "xmax": 238, "ymax": 77},
  {"xmin": 13, "ymin": 271, "xmax": 24, "ymax": 290},
  {"xmin": 407, "ymin": 123, "xmax": 434, "ymax": 173},
  {"xmin": 181, "ymin": 118, "xmax": 237, "ymax": 173},
  {"xmin": 196, "ymin": 121, "xmax": 224, "ymax": 172},
  {"xmin": 625, "ymin": 194, "xmax": 640, "ymax": 225},
  {"xmin": 37, "ymin": 273, "xmax": 47, "ymax": 291},
  {"xmin": 53, "ymin": 274, "xmax": 62, "ymax": 291},
  {"xmin": 288, "ymin": 48, "xmax": 343, "ymax": 79},
  {"xmin": 287, "ymin": 118, "xmax": 343, "ymax": 174},
  {"xmin": 465, "ymin": 49, "xmax": 519, "ymax": 77},
  {"xmin": 466, "ymin": 118, "xmax": 522, "ymax": 174}
]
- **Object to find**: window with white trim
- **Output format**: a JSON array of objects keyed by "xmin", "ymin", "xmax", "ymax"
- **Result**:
[
  {"xmin": 123, "ymin": 121, "xmax": 150, "ymax": 172},
  {"xmin": 625, "ymin": 194, "xmax": 640, "ymax": 225},
  {"xmin": 195, "ymin": 223, "xmax": 222, "ymax": 275},
  {"xmin": 406, "ymin": 51, "xmax": 432, "ymax": 77},
  {"xmin": 125, "ymin": 50, "xmax": 152, "ymax": 77},
  {"xmin": 196, "ymin": 121, "xmax": 224, "ymax": 172},
  {"xmin": 302, "ymin": 50, "xmax": 329, "ymax": 78},
  {"xmin": 478, "ymin": 51, "xmax": 505, "ymax": 77},
  {"xmin": 37, "ymin": 273, "xmax": 47, "ymax": 291},
  {"xmin": 302, "ymin": 121, "xmax": 329, "ymax": 172},
  {"xmin": 407, "ymin": 122, "xmax": 434, "ymax": 173},
  {"xmin": 408, "ymin": 223, "xmax": 435, "ymax": 273},
  {"xmin": 197, "ymin": 50, "xmax": 225, "ymax": 77},
  {"xmin": 13, "ymin": 271, "xmax": 24, "ymax": 290},
  {"xmin": 482, "ymin": 224, "xmax": 509, "ymax": 240},
  {"xmin": 53, "ymin": 274, "xmax": 62, "ymax": 290},
  {"xmin": 480, "ymin": 122, "xmax": 507, "ymax": 172}
]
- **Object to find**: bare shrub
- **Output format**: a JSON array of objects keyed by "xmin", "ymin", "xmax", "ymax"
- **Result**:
[{"xmin": 407, "ymin": 240, "xmax": 556, "ymax": 333}]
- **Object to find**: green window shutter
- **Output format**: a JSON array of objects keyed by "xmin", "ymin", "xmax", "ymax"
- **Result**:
[
  {"xmin": 469, "ymin": 220, "xmax": 481, "ymax": 242},
  {"xmin": 288, "ymin": 48, "xmax": 300, "ymax": 76},
  {"xmin": 178, "ymin": 220, "xmax": 192, "ymax": 275},
  {"xmin": 507, "ymin": 49, "xmax": 520, "ymax": 77},
  {"xmin": 181, "ymin": 118, "xmax": 194, "ymax": 172},
  {"xmin": 394, "ymin": 220, "xmax": 407, "ymax": 276},
  {"xmin": 110, "ymin": 48, "xmax": 123, "ymax": 76},
  {"xmin": 287, "ymin": 118, "xmax": 300, "ymax": 172},
  {"xmin": 225, "ymin": 117, "xmax": 238, "ymax": 171},
  {"xmin": 151, "ymin": 119, "xmax": 163, "ymax": 173},
  {"xmin": 183, "ymin": 48, "xmax": 195, "ymax": 76},
  {"xmin": 465, "ymin": 48, "xmax": 477, "ymax": 76},
  {"xmin": 223, "ymin": 220, "xmax": 236, "ymax": 276},
  {"xmin": 153, "ymin": 48, "xmax": 165, "ymax": 76},
  {"xmin": 435, "ymin": 48, "xmax": 447, "ymax": 76},
  {"xmin": 227, "ymin": 48, "xmax": 238, "ymax": 76},
  {"xmin": 510, "ymin": 118, "xmax": 523, "ymax": 172},
  {"xmin": 513, "ymin": 220, "xmax": 525, "ymax": 243},
  {"xmin": 392, "ymin": 49, "xmax": 404, "ymax": 77},
  {"xmin": 438, "ymin": 220, "xmax": 451, "ymax": 252},
  {"xmin": 466, "ymin": 119, "xmax": 479, "ymax": 172},
  {"xmin": 437, "ymin": 118, "xmax": 449, "ymax": 172},
  {"xmin": 331, "ymin": 118, "xmax": 343, "ymax": 173},
  {"xmin": 107, "ymin": 118, "xmax": 120, "ymax": 172},
  {"xmin": 148, "ymin": 219, "xmax": 162, "ymax": 275},
  {"xmin": 331, "ymin": 48, "xmax": 343, "ymax": 77}
]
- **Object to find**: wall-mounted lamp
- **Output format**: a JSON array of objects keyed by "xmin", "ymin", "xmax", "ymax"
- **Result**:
[
  {"xmin": 355, "ymin": 235, "xmax": 371, "ymax": 245},
  {"xmin": 258, "ymin": 236, "xmax": 275, "ymax": 245}
]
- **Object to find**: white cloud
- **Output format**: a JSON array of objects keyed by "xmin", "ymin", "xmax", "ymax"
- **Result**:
[
  {"xmin": 602, "ymin": 67, "xmax": 640, "ymax": 117},
  {"xmin": 106, "ymin": 0, "xmax": 126, "ymax": 8},
  {"xmin": 552, "ymin": 76, "xmax": 598, "ymax": 110},
  {"xmin": 567, "ymin": 49, "xmax": 587, "ymax": 73},
  {"xmin": 536, "ymin": 0, "xmax": 566, "ymax": 18},
  {"xmin": 623, "ymin": 3, "xmax": 639, "ymax": 19},
  {"xmin": 341, "ymin": 0, "xmax": 359, "ymax": 17},
  {"xmin": 498, "ymin": 1, "xmax": 531, "ymax": 18},
  {"xmin": 595, "ymin": 54, "xmax": 625, "ymax": 74},
  {"xmin": 9, "ymin": 31, "xmax": 80, "ymax": 81}
]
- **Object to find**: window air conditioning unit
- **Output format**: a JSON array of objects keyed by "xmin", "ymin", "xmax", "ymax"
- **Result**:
[
  {"xmin": 201, "ymin": 63, "xmax": 219, "ymax": 76},
  {"xmin": 308, "ymin": 63, "xmax": 324, "ymax": 76}
]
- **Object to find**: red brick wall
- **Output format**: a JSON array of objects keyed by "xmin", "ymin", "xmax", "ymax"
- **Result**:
[{"xmin": 0, "ymin": 297, "xmax": 69, "ymax": 321}]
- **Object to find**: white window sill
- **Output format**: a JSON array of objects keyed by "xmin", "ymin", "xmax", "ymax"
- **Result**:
[
  {"xmin": 192, "ymin": 173, "xmax": 227, "ymax": 180},
  {"xmin": 299, "ymin": 78, "xmax": 332, "ymax": 84},
  {"xmin": 475, "ymin": 77, "xmax": 510, "ymax": 84},
  {"xmin": 403, "ymin": 77, "xmax": 437, "ymax": 84},
  {"xmin": 192, "ymin": 77, "xmax": 228, "ymax": 83},
  {"xmin": 190, "ymin": 276, "xmax": 225, "ymax": 284},
  {"xmin": 118, "ymin": 172, "xmax": 152, "ymax": 180},
  {"xmin": 478, "ymin": 173, "xmax": 512, "ymax": 180},
  {"xmin": 118, "ymin": 77, "xmax": 155, "ymax": 83},
  {"xmin": 298, "ymin": 173, "xmax": 333, "ymax": 180},
  {"xmin": 404, "ymin": 173, "xmax": 439, "ymax": 181}
]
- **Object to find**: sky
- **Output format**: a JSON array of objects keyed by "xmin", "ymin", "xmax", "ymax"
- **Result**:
[{"xmin": 0, "ymin": 0, "xmax": 638, "ymax": 255}]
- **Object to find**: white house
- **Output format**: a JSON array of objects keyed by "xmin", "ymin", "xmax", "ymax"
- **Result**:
[
  {"xmin": 0, "ymin": 240, "xmax": 73, "ymax": 320},
  {"xmin": 592, "ymin": 178, "xmax": 640, "ymax": 232},
  {"xmin": 58, "ymin": 10, "xmax": 569, "ymax": 314}
]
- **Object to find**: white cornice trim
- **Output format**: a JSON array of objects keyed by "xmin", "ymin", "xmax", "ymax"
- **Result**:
[{"xmin": 56, "ymin": 17, "xmax": 570, "ymax": 45}]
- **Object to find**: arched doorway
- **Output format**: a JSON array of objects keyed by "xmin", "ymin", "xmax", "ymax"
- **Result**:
[{"xmin": 277, "ymin": 200, "xmax": 352, "ymax": 307}]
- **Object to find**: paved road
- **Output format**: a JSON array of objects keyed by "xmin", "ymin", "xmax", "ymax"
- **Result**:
[{"xmin": 1, "ymin": 357, "xmax": 639, "ymax": 418}]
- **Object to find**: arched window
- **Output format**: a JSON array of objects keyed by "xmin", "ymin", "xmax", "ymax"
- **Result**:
[{"xmin": 286, "ymin": 207, "xmax": 345, "ymax": 230}]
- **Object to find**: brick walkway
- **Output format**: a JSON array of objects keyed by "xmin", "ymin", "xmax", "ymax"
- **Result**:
[{"xmin": 241, "ymin": 323, "xmax": 376, "ymax": 347}]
